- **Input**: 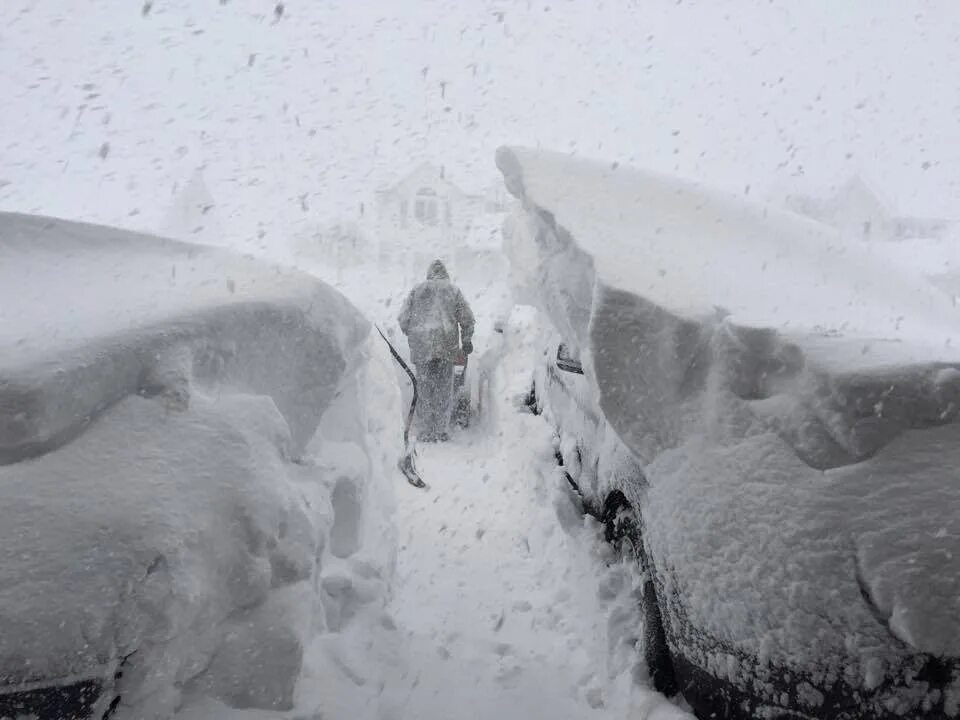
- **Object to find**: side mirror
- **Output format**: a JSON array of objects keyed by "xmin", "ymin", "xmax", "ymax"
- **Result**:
[{"xmin": 556, "ymin": 343, "xmax": 584, "ymax": 375}]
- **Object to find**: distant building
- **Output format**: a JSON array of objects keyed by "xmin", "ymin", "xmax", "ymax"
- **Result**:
[
  {"xmin": 781, "ymin": 175, "xmax": 954, "ymax": 242},
  {"xmin": 373, "ymin": 162, "xmax": 487, "ymax": 281},
  {"xmin": 375, "ymin": 163, "xmax": 483, "ymax": 241}
]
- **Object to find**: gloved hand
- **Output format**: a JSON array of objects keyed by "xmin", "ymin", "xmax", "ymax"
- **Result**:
[{"xmin": 462, "ymin": 339, "xmax": 473, "ymax": 355}]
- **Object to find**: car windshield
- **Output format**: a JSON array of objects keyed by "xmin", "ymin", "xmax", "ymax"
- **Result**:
[{"xmin": 3, "ymin": 3, "xmax": 959, "ymax": 720}]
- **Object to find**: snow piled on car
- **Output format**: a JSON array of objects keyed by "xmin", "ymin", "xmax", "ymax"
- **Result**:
[
  {"xmin": 0, "ymin": 215, "xmax": 403, "ymax": 719},
  {"xmin": 496, "ymin": 146, "xmax": 960, "ymax": 363},
  {"xmin": 497, "ymin": 146, "xmax": 960, "ymax": 716}
]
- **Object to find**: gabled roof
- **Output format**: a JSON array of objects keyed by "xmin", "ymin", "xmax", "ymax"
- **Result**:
[
  {"xmin": 376, "ymin": 162, "xmax": 467, "ymax": 197},
  {"xmin": 833, "ymin": 175, "xmax": 892, "ymax": 215},
  {"xmin": 769, "ymin": 173, "xmax": 894, "ymax": 219}
]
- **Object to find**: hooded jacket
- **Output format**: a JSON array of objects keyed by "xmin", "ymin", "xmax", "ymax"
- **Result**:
[{"xmin": 398, "ymin": 260, "xmax": 475, "ymax": 365}]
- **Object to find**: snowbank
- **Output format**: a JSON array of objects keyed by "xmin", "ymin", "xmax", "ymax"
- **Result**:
[
  {"xmin": 498, "ymin": 147, "xmax": 960, "ymax": 715},
  {"xmin": 497, "ymin": 146, "xmax": 960, "ymax": 367},
  {"xmin": 0, "ymin": 212, "xmax": 368, "ymax": 463},
  {"xmin": 0, "ymin": 214, "xmax": 402, "ymax": 719},
  {"xmin": 366, "ymin": 303, "xmax": 694, "ymax": 720}
]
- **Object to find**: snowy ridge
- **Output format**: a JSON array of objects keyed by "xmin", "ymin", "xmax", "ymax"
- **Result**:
[
  {"xmin": 498, "ymin": 147, "xmax": 960, "ymax": 714},
  {"xmin": 0, "ymin": 217, "xmax": 402, "ymax": 718},
  {"xmin": 0, "ymin": 212, "xmax": 366, "ymax": 462},
  {"xmin": 497, "ymin": 146, "xmax": 960, "ymax": 367}
]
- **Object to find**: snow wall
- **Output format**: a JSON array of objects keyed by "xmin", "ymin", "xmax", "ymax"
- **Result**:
[
  {"xmin": 0, "ymin": 213, "xmax": 402, "ymax": 719},
  {"xmin": 497, "ymin": 147, "xmax": 960, "ymax": 717}
]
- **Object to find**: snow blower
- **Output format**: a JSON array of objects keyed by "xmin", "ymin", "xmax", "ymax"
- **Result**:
[
  {"xmin": 451, "ymin": 351, "xmax": 471, "ymax": 429},
  {"xmin": 376, "ymin": 326, "xmax": 426, "ymax": 489}
]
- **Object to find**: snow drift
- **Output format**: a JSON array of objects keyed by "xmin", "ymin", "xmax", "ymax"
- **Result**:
[
  {"xmin": 0, "ymin": 213, "xmax": 401, "ymax": 719},
  {"xmin": 497, "ymin": 147, "xmax": 960, "ymax": 716}
]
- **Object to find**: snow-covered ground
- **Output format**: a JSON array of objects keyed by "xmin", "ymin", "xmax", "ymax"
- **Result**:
[
  {"xmin": 381, "ymin": 309, "xmax": 692, "ymax": 720},
  {"xmin": 178, "ymin": 305, "xmax": 692, "ymax": 720},
  {"xmin": 0, "ymin": 206, "xmax": 685, "ymax": 719},
  {"xmin": 241, "ymin": 236, "xmax": 693, "ymax": 719},
  {"xmin": 0, "ymin": 216, "xmax": 404, "ymax": 719},
  {"xmin": 2, "ymin": 197, "xmax": 687, "ymax": 720},
  {"xmin": 6, "ymin": 1, "xmax": 960, "ymax": 718}
]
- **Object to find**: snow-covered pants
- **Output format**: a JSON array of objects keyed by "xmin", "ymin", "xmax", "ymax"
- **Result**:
[{"xmin": 415, "ymin": 358, "xmax": 454, "ymax": 437}]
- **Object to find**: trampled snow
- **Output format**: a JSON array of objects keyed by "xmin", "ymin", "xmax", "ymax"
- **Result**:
[
  {"xmin": 270, "ymin": 226, "xmax": 690, "ymax": 719},
  {"xmin": 498, "ymin": 146, "xmax": 960, "ymax": 715},
  {"xmin": 170, "ymin": 300, "xmax": 692, "ymax": 720}
]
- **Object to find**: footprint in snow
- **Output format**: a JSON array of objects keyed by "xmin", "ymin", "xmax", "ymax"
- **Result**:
[
  {"xmin": 495, "ymin": 661, "xmax": 523, "ymax": 687},
  {"xmin": 585, "ymin": 686, "xmax": 605, "ymax": 709}
]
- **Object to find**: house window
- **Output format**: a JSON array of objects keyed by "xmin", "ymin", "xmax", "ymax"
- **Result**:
[
  {"xmin": 414, "ymin": 188, "xmax": 439, "ymax": 226},
  {"xmin": 399, "ymin": 200, "xmax": 408, "ymax": 227}
]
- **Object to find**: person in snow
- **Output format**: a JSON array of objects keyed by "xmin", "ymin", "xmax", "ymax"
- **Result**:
[{"xmin": 398, "ymin": 260, "xmax": 475, "ymax": 442}]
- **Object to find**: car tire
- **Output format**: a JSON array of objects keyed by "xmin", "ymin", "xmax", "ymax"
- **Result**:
[{"xmin": 600, "ymin": 490, "xmax": 678, "ymax": 698}]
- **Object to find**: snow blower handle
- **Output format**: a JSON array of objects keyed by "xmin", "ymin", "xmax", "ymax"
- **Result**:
[
  {"xmin": 375, "ymin": 325, "xmax": 426, "ymax": 489},
  {"xmin": 375, "ymin": 326, "xmax": 417, "ymax": 445}
]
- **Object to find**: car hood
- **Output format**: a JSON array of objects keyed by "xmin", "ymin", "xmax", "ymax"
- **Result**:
[
  {"xmin": 826, "ymin": 423, "xmax": 960, "ymax": 657},
  {"xmin": 0, "ymin": 394, "xmax": 293, "ymax": 686},
  {"xmin": 0, "ymin": 213, "xmax": 368, "ymax": 462}
]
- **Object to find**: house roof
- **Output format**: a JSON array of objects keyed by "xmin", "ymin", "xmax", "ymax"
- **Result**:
[
  {"xmin": 834, "ymin": 175, "xmax": 893, "ymax": 214},
  {"xmin": 768, "ymin": 173, "xmax": 894, "ymax": 218},
  {"xmin": 375, "ymin": 161, "xmax": 467, "ymax": 196}
]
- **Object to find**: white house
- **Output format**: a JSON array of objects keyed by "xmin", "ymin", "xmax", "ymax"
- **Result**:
[{"xmin": 373, "ymin": 163, "xmax": 485, "ymax": 282}]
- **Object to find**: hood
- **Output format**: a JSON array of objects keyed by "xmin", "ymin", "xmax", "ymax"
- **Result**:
[
  {"xmin": 825, "ymin": 422, "xmax": 960, "ymax": 658},
  {"xmin": 427, "ymin": 260, "xmax": 449, "ymax": 281}
]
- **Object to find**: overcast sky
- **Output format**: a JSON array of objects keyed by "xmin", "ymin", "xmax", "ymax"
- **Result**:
[{"xmin": 2, "ymin": 0, "xmax": 958, "ymax": 251}]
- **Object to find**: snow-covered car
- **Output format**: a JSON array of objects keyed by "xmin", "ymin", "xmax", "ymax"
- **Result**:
[
  {"xmin": 0, "ymin": 213, "xmax": 399, "ymax": 720},
  {"xmin": 497, "ymin": 147, "xmax": 960, "ymax": 719}
]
